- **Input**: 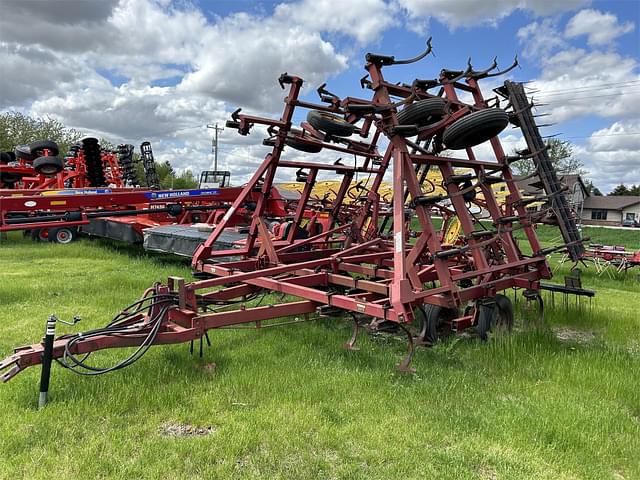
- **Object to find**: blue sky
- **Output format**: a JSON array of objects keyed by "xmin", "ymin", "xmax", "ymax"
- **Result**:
[{"xmin": 1, "ymin": 0, "xmax": 638, "ymax": 191}]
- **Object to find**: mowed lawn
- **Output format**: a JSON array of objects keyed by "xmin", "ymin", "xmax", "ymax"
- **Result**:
[{"xmin": 0, "ymin": 227, "xmax": 639, "ymax": 480}]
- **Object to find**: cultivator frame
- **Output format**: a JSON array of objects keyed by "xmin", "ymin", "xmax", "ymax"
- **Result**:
[{"xmin": 1, "ymin": 41, "xmax": 583, "ymax": 393}]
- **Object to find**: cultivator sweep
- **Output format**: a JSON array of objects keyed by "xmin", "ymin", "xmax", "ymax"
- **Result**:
[{"xmin": 1, "ymin": 41, "xmax": 585, "ymax": 397}]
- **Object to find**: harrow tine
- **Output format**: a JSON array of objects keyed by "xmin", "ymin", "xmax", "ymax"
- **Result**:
[
  {"xmin": 395, "ymin": 324, "xmax": 416, "ymax": 374},
  {"xmin": 343, "ymin": 313, "xmax": 360, "ymax": 351}
]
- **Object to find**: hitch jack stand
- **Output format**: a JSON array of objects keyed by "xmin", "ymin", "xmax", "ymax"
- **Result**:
[{"xmin": 38, "ymin": 315, "xmax": 57, "ymax": 408}]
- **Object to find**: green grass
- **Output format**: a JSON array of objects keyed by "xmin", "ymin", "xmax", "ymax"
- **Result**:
[
  {"xmin": 516, "ymin": 224, "xmax": 640, "ymax": 251},
  {"xmin": 0, "ymin": 232, "xmax": 639, "ymax": 479}
]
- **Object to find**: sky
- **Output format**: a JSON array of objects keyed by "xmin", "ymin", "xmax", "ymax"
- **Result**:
[{"xmin": 0, "ymin": 0, "xmax": 638, "ymax": 193}]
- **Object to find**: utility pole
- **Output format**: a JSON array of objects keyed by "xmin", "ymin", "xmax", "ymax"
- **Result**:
[{"xmin": 206, "ymin": 123, "xmax": 224, "ymax": 171}]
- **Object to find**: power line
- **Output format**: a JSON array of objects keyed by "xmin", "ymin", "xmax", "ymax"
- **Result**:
[
  {"xmin": 535, "ymin": 90, "xmax": 640, "ymax": 102},
  {"xmin": 526, "ymin": 79, "xmax": 640, "ymax": 95},
  {"xmin": 499, "ymin": 131, "xmax": 640, "ymax": 143}
]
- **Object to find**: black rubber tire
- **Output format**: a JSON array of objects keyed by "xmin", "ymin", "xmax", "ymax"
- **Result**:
[
  {"xmin": 284, "ymin": 130, "xmax": 323, "ymax": 153},
  {"xmin": 443, "ymin": 108, "xmax": 509, "ymax": 150},
  {"xmin": 422, "ymin": 304, "xmax": 458, "ymax": 345},
  {"xmin": 478, "ymin": 294, "xmax": 514, "ymax": 340},
  {"xmin": 0, "ymin": 172, "xmax": 20, "ymax": 185},
  {"xmin": 307, "ymin": 110, "xmax": 355, "ymax": 137},
  {"xmin": 397, "ymin": 97, "xmax": 447, "ymax": 126},
  {"xmin": 280, "ymin": 221, "xmax": 293, "ymax": 240},
  {"xmin": 31, "ymin": 229, "xmax": 49, "ymax": 242},
  {"xmin": 494, "ymin": 293, "xmax": 514, "ymax": 332},
  {"xmin": 33, "ymin": 156, "xmax": 64, "ymax": 175},
  {"xmin": 460, "ymin": 179, "xmax": 476, "ymax": 202},
  {"xmin": 477, "ymin": 303, "xmax": 494, "ymax": 341},
  {"xmin": 29, "ymin": 140, "xmax": 59, "ymax": 157},
  {"xmin": 48, "ymin": 227, "xmax": 77, "ymax": 244},
  {"xmin": 0, "ymin": 152, "xmax": 11, "ymax": 164},
  {"xmin": 15, "ymin": 145, "xmax": 34, "ymax": 162}
]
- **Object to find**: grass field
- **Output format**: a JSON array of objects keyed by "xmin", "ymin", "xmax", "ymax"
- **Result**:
[{"xmin": 0, "ymin": 228, "xmax": 639, "ymax": 479}]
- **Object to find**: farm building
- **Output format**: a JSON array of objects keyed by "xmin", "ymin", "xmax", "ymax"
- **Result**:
[
  {"xmin": 516, "ymin": 173, "xmax": 640, "ymax": 226},
  {"xmin": 582, "ymin": 195, "xmax": 640, "ymax": 226}
]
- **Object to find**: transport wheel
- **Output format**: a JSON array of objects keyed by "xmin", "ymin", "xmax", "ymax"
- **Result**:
[
  {"xmin": 0, "ymin": 152, "xmax": 11, "ymax": 164},
  {"xmin": 48, "ymin": 227, "xmax": 77, "ymax": 244},
  {"xmin": 443, "ymin": 108, "xmax": 509, "ymax": 150},
  {"xmin": 494, "ymin": 293, "xmax": 514, "ymax": 332},
  {"xmin": 396, "ymin": 97, "xmax": 447, "ymax": 126},
  {"xmin": 33, "ymin": 156, "xmax": 64, "ymax": 175},
  {"xmin": 307, "ymin": 110, "xmax": 355, "ymax": 137},
  {"xmin": 284, "ymin": 130, "xmax": 323, "ymax": 153},
  {"xmin": 29, "ymin": 140, "xmax": 59, "ymax": 157},
  {"xmin": 31, "ymin": 229, "xmax": 49, "ymax": 242},
  {"xmin": 420, "ymin": 304, "xmax": 458, "ymax": 345},
  {"xmin": 477, "ymin": 294, "xmax": 514, "ymax": 340}
]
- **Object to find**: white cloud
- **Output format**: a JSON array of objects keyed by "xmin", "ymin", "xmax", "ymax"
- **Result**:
[
  {"xmin": 528, "ymin": 48, "xmax": 640, "ymax": 123},
  {"xmin": 274, "ymin": 0, "xmax": 397, "ymax": 44},
  {"xmin": 396, "ymin": 0, "xmax": 588, "ymax": 28},
  {"xmin": 177, "ymin": 13, "xmax": 348, "ymax": 112},
  {"xmin": 565, "ymin": 9, "xmax": 635, "ymax": 46},
  {"xmin": 578, "ymin": 120, "xmax": 640, "ymax": 192},
  {"xmin": 517, "ymin": 18, "xmax": 567, "ymax": 59}
]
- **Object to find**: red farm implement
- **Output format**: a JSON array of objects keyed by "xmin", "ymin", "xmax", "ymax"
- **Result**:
[
  {"xmin": 0, "ymin": 137, "xmax": 128, "ymax": 191},
  {"xmin": 0, "ymin": 41, "xmax": 585, "ymax": 405}
]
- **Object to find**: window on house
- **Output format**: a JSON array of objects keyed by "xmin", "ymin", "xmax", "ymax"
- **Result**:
[
  {"xmin": 591, "ymin": 210, "xmax": 608, "ymax": 220},
  {"xmin": 625, "ymin": 213, "xmax": 636, "ymax": 221}
]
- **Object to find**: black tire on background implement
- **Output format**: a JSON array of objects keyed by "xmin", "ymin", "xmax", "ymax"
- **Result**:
[
  {"xmin": 0, "ymin": 152, "xmax": 11, "ymax": 164},
  {"xmin": 48, "ymin": 227, "xmax": 77, "ymax": 244},
  {"xmin": 307, "ymin": 110, "xmax": 355, "ymax": 137},
  {"xmin": 443, "ymin": 108, "xmax": 509, "ymax": 150},
  {"xmin": 82, "ymin": 137, "xmax": 106, "ymax": 187},
  {"xmin": 15, "ymin": 145, "xmax": 34, "ymax": 162},
  {"xmin": 284, "ymin": 130, "xmax": 323, "ymax": 153},
  {"xmin": 397, "ymin": 97, "xmax": 447, "ymax": 126},
  {"xmin": 0, "ymin": 172, "xmax": 20, "ymax": 185},
  {"xmin": 29, "ymin": 140, "xmax": 59, "ymax": 157},
  {"xmin": 33, "ymin": 156, "xmax": 64, "ymax": 175},
  {"xmin": 31, "ymin": 229, "xmax": 49, "ymax": 242}
]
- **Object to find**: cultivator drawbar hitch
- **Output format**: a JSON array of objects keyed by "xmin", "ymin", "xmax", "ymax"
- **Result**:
[{"xmin": 1, "ymin": 40, "xmax": 584, "ymax": 402}]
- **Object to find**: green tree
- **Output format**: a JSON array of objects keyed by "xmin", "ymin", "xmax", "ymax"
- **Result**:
[
  {"xmin": 0, "ymin": 111, "xmax": 82, "ymax": 155},
  {"xmin": 609, "ymin": 184, "xmax": 631, "ymax": 196},
  {"xmin": 172, "ymin": 170, "xmax": 198, "ymax": 189},
  {"xmin": 512, "ymin": 139, "xmax": 585, "ymax": 176},
  {"xmin": 583, "ymin": 179, "xmax": 603, "ymax": 196}
]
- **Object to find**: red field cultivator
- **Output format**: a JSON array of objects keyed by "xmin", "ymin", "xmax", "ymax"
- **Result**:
[{"xmin": 0, "ymin": 41, "xmax": 585, "ymax": 404}]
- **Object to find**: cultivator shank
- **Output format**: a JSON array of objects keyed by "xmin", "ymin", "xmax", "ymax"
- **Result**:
[{"xmin": 1, "ymin": 41, "xmax": 584, "ymax": 393}]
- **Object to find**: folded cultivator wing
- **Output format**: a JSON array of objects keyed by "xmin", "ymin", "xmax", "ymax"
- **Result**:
[{"xmin": 1, "ymin": 41, "xmax": 583, "ymax": 401}]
